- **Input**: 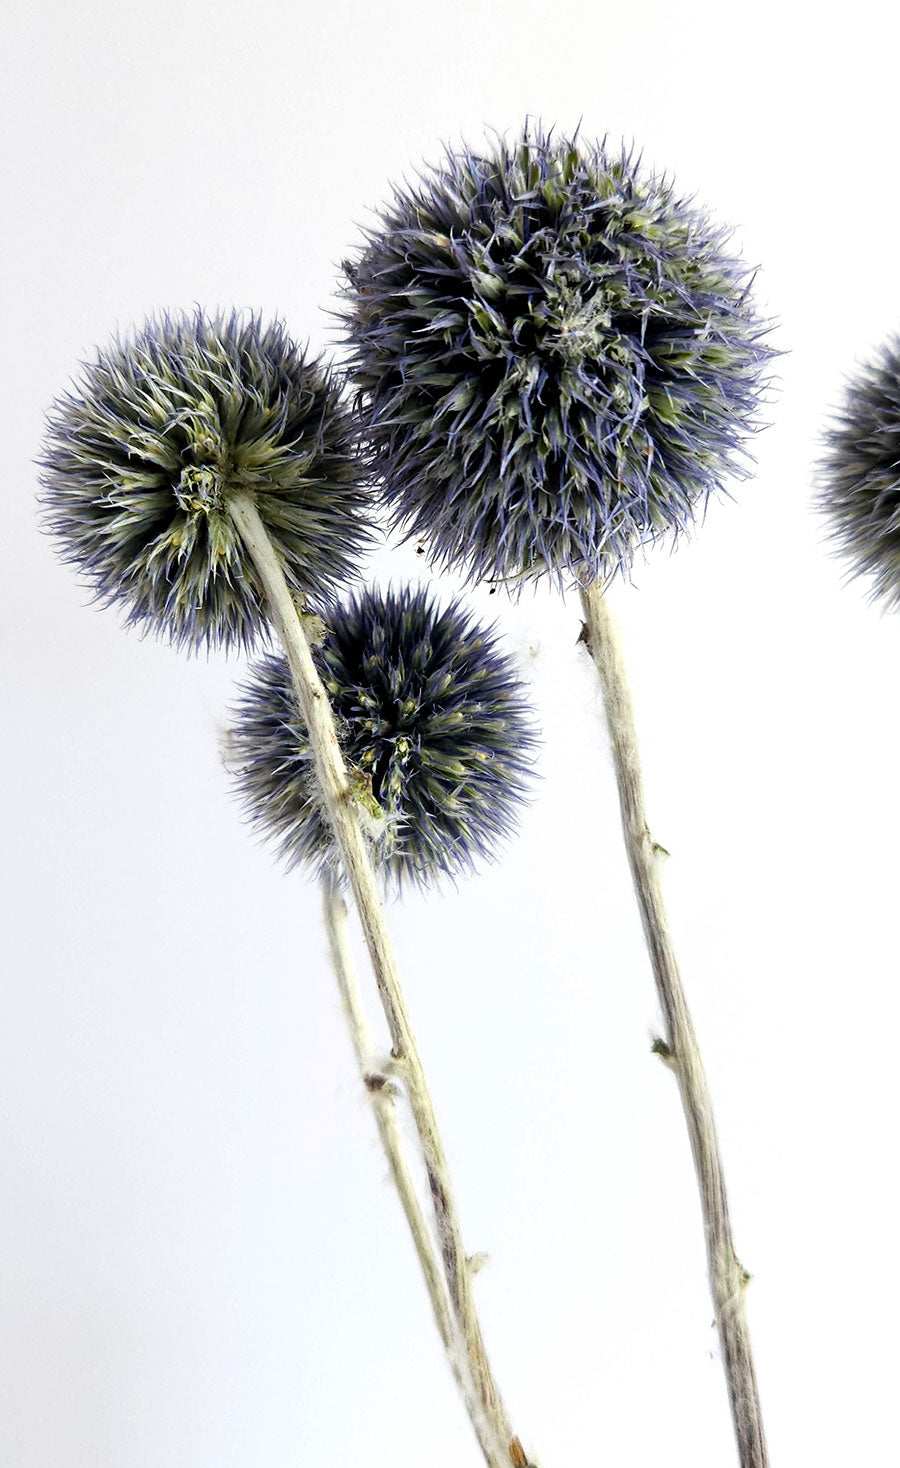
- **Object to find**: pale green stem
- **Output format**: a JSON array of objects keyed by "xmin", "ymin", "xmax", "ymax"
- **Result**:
[
  {"xmin": 580, "ymin": 581, "xmax": 768, "ymax": 1468},
  {"xmin": 320, "ymin": 874, "xmax": 498, "ymax": 1463},
  {"xmin": 228, "ymin": 490, "xmax": 520, "ymax": 1468}
]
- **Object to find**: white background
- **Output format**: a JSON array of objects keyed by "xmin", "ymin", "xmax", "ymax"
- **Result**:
[{"xmin": 3, "ymin": 2, "xmax": 900, "ymax": 1464}]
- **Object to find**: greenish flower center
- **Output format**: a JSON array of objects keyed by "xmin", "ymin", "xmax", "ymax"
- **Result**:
[
  {"xmin": 175, "ymin": 463, "xmax": 225, "ymax": 514},
  {"xmin": 535, "ymin": 281, "xmax": 613, "ymax": 366}
]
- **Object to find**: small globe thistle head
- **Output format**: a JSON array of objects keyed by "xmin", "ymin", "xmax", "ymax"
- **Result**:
[
  {"xmin": 230, "ymin": 585, "xmax": 536, "ymax": 889},
  {"xmin": 40, "ymin": 309, "xmax": 372, "ymax": 652},
  {"xmin": 341, "ymin": 123, "xmax": 774, "ymax": 591},
  {"xmin": 817, "ymin": 335, "xmax": 900, "ymax": 609}
]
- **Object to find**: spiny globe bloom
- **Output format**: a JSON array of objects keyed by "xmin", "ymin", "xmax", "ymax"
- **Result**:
[
  {"xmin": 40, "ymin": 310, "xmax": 371, "ymax": 651},
  {"xmin": 341, "ymin": 125, "xmax": 774, "ymax": 589},
  {"xmin": 230, "ymin": 586, "xmax": 536, "ymax": 887},
  {"xmin": 817, "ymin": 335, "xmax": 900, "ymax": 609}
]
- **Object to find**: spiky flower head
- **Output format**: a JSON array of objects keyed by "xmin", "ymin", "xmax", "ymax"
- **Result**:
[
  {"xmin": 817, "ymin": 335, "xmax": 900, "ymax": 609},
  {"xmin": 230, "ymin": 585, "xmax": 535, "ymax": 887},
  {"xmin": 341, "ymin": 124, "xmax": 773, "ymax": 589},
  {"xmin": 40, "ymin": 310, "xmax": 371, "ymax": 651}
]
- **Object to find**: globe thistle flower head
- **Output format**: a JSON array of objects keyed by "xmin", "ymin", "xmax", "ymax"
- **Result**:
[
  {"xmin": 40, "ymin": 310, "xmax": 372, "ymax": 652},
  {"xmin": 817, "ymin": 335, "xmax": 900, "ymax": 609},
  {"xmin": 230, "ymin": 586, "xmax": 536, "ymax": 888},
  {"xmin": 341, "ymin": 124, "xmax": 774, "ymax": 590}
]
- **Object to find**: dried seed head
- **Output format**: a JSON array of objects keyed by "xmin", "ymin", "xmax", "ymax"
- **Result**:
[
  {"xmin": 817, "ymin": 335, "xmax": 900, "ymax": 609},
  {"xmin": 341, "ymin": 124, "xmax": 774, "ymax": 590},
  {"xmin": 40, "ymin": 309, "xmax": 372, "ymax": 651},
  {"xmin": 230, "ymin": 586, "xmax": 536, "ymax": 888}
]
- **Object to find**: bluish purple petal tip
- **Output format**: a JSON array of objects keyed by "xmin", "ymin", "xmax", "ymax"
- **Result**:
[
  {"xmin": 818, "ymin": 335, "xmax": 900, "ymax": 609},
  {"xmin": 40, "ymin": 309, "xmax": 373, "ymax": 652},
  {"xmin": 230, "ymin": 585, "xmax": 537, "ymax": 889},
  {"xmin": 340, "ymin": 124, "xmax": 775, "ymax": 590}
]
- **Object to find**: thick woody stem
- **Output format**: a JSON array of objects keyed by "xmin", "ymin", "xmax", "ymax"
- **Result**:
[
  {"xmin": 228, "ymin": 490, "xmax": 517, "ymax": 1468},
  {"xmin": 320, "ymin": 876, "xmax": 498, "ymax": 1463},
  {"xmin": 580, "ymin": 581, "xmax": 768, "ymax": 1468}
]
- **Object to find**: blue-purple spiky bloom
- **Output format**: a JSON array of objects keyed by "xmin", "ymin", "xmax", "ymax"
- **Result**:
[
  {"xmin": 40, "ymin": 310, "xmax": 372, "ymax": 651},
  {"xmin": 230, "ymin": 586, "xmax": 536, "ymax": 887},
  {"xmin": 817, "ymin": 336, "xmax": 900, "ymax": 609},
  {"xmin": 341, "ymin": 125, "xmax": 774, "ymax": 589}
]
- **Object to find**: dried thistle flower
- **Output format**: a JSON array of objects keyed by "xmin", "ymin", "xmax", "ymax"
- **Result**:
[
  {"xmin": 341, "ymin": 124, "xmax": 773, "ymax": 588},
  {"xmin": 817, "ymin": 335, "xmax": 900, "ymax": 608},
  {"xmin": 230, "ymin": 585, "xmax": 536, "ymax": 886},
  {"xmin": 40, "ymin": 310, "xmax": 371, "ymax": 651}
]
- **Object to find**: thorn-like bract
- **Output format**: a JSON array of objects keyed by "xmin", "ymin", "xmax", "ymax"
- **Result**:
[
  {"xmin": 40, "ymin": 310, "xmax": 372, "ymax": 651},
  {"xmin": 341, "ymin": 124, "xmax": 774, "ymax": 589},
  {"xmin": 230, "ymin": 586, "xmax": 536, "ymax": 887},
  {"xmin": 818, "ymin": 335, "xmax": 900, "ymax": 609}
]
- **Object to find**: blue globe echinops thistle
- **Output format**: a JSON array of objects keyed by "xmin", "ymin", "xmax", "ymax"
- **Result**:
[
  {"xmin": 338, "ymin": 124, "xmax": 777, "ymax": 1468},
  {"xmin": 817, "ymin": 335, "xmax": 900, "ymax": 609},
  {"xmin": 40, "ymin": 310, "xmax": 371, "ymax": 651},
  {"xmin": 340, "ymin": 126, "xmax": 773, "ymax": 588},
  {"xmin": 230, "ymin": 585, "xmax": 535, "ymax": 887},
  {"xmin": 39, "ymin": 309, "xmax": 533, "ymax": 1459}
]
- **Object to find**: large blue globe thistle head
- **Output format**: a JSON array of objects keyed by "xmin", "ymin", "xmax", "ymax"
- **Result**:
[
  {"xmin": 40, "ymin": 310, "xmax": 372, "ymax": 651},
  {"xmin": 230, "ymin": 585, "xmax": 536, "ymax": 889},
  {"xmin": 341, "ymin": 125, "xmax": 774, "ymax": 590},
  {"xmin": 817, "ymin": 335, "xmax": 900, "ymax": 609}
]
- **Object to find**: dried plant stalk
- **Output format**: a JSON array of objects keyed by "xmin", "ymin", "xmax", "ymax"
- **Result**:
[
  {"xmin": 229, "ymin": 490, "xmax": 518, "ymax": 1468},
  {"xmin": 580, "ymin": 581, "xmax": 768, "ymax": 1468},
  {"xmin": 320, "ymin": 875, "xmax": 499, "ymax": 1461}
]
